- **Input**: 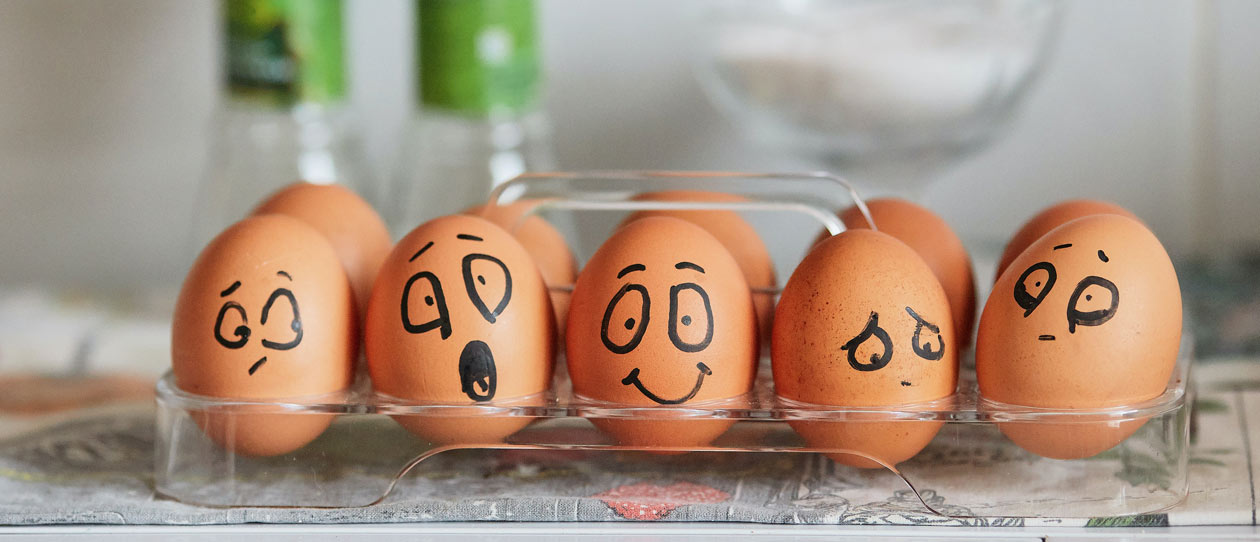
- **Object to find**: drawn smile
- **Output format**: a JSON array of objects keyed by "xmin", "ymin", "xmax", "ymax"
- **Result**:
[{"xmin": 621, "ymin": 362, "xmax": 712, "ymax": 405}]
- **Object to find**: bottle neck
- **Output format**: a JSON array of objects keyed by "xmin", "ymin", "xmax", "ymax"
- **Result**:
[
  {"xmin": 417, "ymin": 0, "xmax": 541, "ymax": 117},
  {"xmin": 223, "ymin": 0, "xmax": 347, "ymax": 108}
]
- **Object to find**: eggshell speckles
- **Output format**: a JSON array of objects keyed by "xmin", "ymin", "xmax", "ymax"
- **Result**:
[
  {"xmin": 253, "ymin": 182, "xmax": 392, "ymax": 321},
  {"xmin": 839, "ymin": 198, "xmax": 976, "ymax": 350},
  {"xmin": 995, "ymin": 199, "xmax": 1139, "ymax": 282},
  {"xmin": 464, "ymin": 201, "xmax": 577, "ymax": 333},
  {"xmin": 623, "ymin": 191, "xmax": 776, "ymax": 343},
  {"xmin": 172, "ymin": 215, "xmax": 357, "ymax": 456},
  {"xmin": 773, "ymin": 229, "xmax": 957, "ymax": 467},
  {"xmin": 567, "ymin": 216, "xmax": 758, "ymax": 448},
  {"xmin": 977, "ymin": 214, "xmax": 1181, "ymax": 459},
  {"xmin": 366, "ymin": 214, "xmax": 555, "ymax": 444}
]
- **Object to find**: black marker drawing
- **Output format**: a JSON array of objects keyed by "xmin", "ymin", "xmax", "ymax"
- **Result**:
[
  {"xmin": 402, "ymin": 271, "xmax": 452, "ymax": 339},
  {"xmin": 1014, "ymin": 261, "xmax": 1057, "ymax": 317},
  {"xmin": 276, "ymin": 270, "xmax": 292, "ymax": 281},
  {"xmin": 248, "ymin": 356, "xmax": 267, "ymax": 375},
  {"xmin": 901, "ymin": 381, "xmax": 912, "ymax": 387},
  {"xmin": 409, "ymin": 241, "xmax": 435, "ymax": 262},
  {"xmin": 621, "ymin": 362, "xmax": 711, "ymax": 405},
  {"xmin": 463, "ymin": 253, "xmax": 512, "ymax": 324},
  {"xmin": 259, "ymin": 288, "xmax": 303, "ymax": 350},
  {"xmin": 213, "ymin": 301, "xmax": 250, "ymax": 349},
  {"xmin": 1039, "ymin": 334, "xmax": 1056, "ymax": 341},
  {"xmin": 220, "ymin": 281, "xmax": 242, "ymax": 297},
  {"xmin": 675, "ymin": 261, "xmax": 705, "ymax": 273},
  {"xmin": 904, "ymin": 306, "xmax": 944, "ymax": 361},
  {"xmin": 458, "ymin": 340, "xmax": 497, "ymax": 402},
  {"xmin": 1098, "ymin": 250, "xmax": 1109, "ymax": 262},
  {"xmin": 1066, "ymin": 275, "xmax": 1119, "ymax": 333},
  {"xmin": 1053, "ymin": 243, "xmax": 1073, "ymax": 251},
  {"xmin": 601, "ymin": 283, "xmax": 650, "ymax": 354},
  {"xmin": 617, "ymin": 263, "xmax": 645, "ymax": 279},
  {"xmin": 457, "ymin": 233, "xmax": 484, "ymax": 242},
  {"xmin": 841, "ymin": 312, "xmax": 893, "ymax": 372},
  {"xmin": 668, "ymin": 283, "xmax": 714, "ymax": 353}
]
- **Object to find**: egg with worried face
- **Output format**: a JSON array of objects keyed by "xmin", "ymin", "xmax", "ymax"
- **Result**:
[
  {"xmin": 773, "ymin": 229, "xmax": 957, "ymax": 468},
  {"xmin": 172, "ymin": 215, "xmax": 357, "ymax": 457},
  {"xmin": 567, "ymin": 216, "xmax": 758, "ymax": 449},
  {"xmin": 977, "ymin": 214, "xmax": 1181, "ymax": 459},
  {"xmin": 366, "ymin": 214, "xmax": 555, "ymax": 444}
]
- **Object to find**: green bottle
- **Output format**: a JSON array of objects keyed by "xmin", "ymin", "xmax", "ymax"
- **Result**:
[
  {"xmin": 192, "ymin": 0, "xmax": 374, "ymax": 252},
  {"xmin": 387, "ymin": 0, "xmax": 556, "ymax": 235}
]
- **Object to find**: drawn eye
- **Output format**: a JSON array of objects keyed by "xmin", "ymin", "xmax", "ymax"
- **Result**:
[
  {"xmin": 601, "ymin": 284, "xmax": 649, "ymax": 354},
  {"xmin": 841, "ymin": 312, "xmax": 893, "ymax": 372},
  {"xmin": 905, "ymin": 306, "xmax": 945, "ymax": 361},
  {"xmin": 668, "ymin": 282, "xmax": 714, "ymax": 353},
  {"xmin": 463, "ymin": 254, "xmax": 512, "ymax": 324},
  {"xmin": 1067, "ymin": 276, "xmax": 1119, "ymax": 333},
  {"xmin": 213, "ymin": 301, "xmax": 250, "ymax": 349},
  {"xmin": 1014, "ymin": 261, "xmax": 1056, "ymax": 317},
  {"xmin": 402, "ymin": 271, "xmax": 451, "ymax": 339},
  {"xmin": 260, "ymin": 288, "xmax": 303, "ymax": 350}
]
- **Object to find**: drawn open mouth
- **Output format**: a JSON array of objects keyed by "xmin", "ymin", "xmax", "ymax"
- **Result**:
[
  {"xmin": 459, "ymin": 340, "xmax": 498, "ymax": 402},
  {"xmin": 621, "ymin": 362, "xmax": 712, "ymax": 405}
]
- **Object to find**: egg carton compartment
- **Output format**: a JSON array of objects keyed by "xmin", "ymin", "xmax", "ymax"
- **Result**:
[
  {"xmin": 154, "ymin": 345, "xmax": 1190, "ymax": 517},
  {"xmin": 156, "ymin": 171, "xmax": 1192, "ymax": 518}
]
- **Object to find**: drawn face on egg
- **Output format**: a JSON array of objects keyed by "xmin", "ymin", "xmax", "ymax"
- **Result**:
[
  {"xmin": 839, "ymin": 306, "xmax": 946, "ymax": 379},
  {"xmin": 1009, "ymin": 243, "xmax": 1119, "ymax": 343},
  {"xmin": 600, "ymin": 260, "xmax": 719, "ymax": 404},
  {"xmin": 400, "ymin": 233, "xmax": 516, "ymax": 401},
  {"xmin": 567, "ymin": 217, "xmax": 758, "ymax": 407},
  {"xmin": 212, "ymin": 271, "xmax": 305, "ymax": 377},
  {"xmin": 366, "ymin": 215, "xmax": 554, "ymax": 406}
]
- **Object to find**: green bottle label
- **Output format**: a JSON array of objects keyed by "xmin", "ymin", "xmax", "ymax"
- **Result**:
[
  {"xmin": 418, "ymin": 0, "xmax": 540, "ymax": 116},
  {"xmin": 224, "ymin": 0, "xmax": 346, "ymax": 106}
]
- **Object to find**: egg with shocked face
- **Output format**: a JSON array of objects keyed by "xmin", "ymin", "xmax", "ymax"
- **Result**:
[
  {"xmin": 172, "ymin": 215, "xmax": 357, "ymax": 457},
  {"xmin": 366, "ymin": 215, "xmax": 555, "ymax": 444},
  {"xmin": 773, "ymin": 229, "xmax": 957, "ymax": 468},
  {"xmin": 977, "ymin": 214, "xmax": 1181, "ymax": 459},
  {"xmin": 567, "ymin": 216, "xmax": 758, "ymax": 449}
]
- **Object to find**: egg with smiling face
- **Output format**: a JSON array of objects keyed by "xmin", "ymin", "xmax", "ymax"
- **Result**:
[
  {"xmin": 365, "ymin": 214, "xmax": 555, "ymax": 445},
  {"xmin": 977, "ymin": 214, "xmax": 1182, "ymax": 459},
  {"xmin": 566, "ymin": 216, "xmax": 758, "ymax": 449}
]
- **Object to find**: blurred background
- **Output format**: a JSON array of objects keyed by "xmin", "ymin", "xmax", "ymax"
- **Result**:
[{"xmin": 0, "ymin": 0, "xmax": 1257, "ymax": 377}]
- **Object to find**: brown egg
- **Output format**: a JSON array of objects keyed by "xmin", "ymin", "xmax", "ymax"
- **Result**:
[
  {"xmin": 837, "ymin": 198, "xmax": 976, "ymax": 349},
  {"xmin": 995, "ymin": 199, "xmax": 1139, "ymax": 282},
  {"xmin": 622, "ymin": 191, "xmax": 776, "ymax": 343},
  {"xmin": 463, "ymin": 200, "xmax": 577, "ymax": 333},
  {"xmin": 172, "ymin": 215, "xmax": 357, "ymax": 456},
  {"xmin": 567, "ymin": 216, "xmax": 758, "ymax": 449},
  {"xmin": 253, "ymin": 182, "xmax": 393, "ymax": 321},
  {"xmin": 773, "ymin": 229, "xmax": 957, "ymax": 468},
  {"xmin": 976, "ymin": 214, "xmax": 1181, "ymax": 459},
  {"xmin": 365, "ymin": 214, "xmax": 555, "ymax": 444}
]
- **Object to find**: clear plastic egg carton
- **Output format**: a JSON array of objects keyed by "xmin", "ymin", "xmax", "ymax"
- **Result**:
[{"xmin": 155, "ymin": 171, "xmax": 1192, "ymax": 519}]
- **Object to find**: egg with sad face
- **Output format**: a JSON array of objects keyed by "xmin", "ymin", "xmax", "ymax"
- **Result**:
[
  {"xmin": 366, "ymin": 214, "xmax": 555, "ymax": 444},
  {"xmin": 566, "ymin": 216, "xmax": 758, "ymax": 449}
]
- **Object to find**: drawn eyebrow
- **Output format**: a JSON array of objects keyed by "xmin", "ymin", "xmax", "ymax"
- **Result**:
[
  {"xmin": 1053, "ymin": 243, "xmax": 1073, "ymax": 251},
  {"xmin": 409, "ymin": 241, "xmax": 435, "ymax": 262},
  {"xmin": 617, "ymin": 264, "xmax": 646, "ymax": 279},
  {"xmin": 674, "ymin": 261, "xmax": 705, "ymax": 274},
  {"xmin": 1097, "ymin": 250, "xmax": 1109, "ymax": 262},
  {"xmin": 276, "ymin": 270, "xmax": 292, "ymax": 281},
  {"xmin": 220, "ymin": 281, "xmax": 242, "ymax": 297},
  {"xmin": 457, "ymin": 233, "xmax": 483, "ymax": 242}
]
